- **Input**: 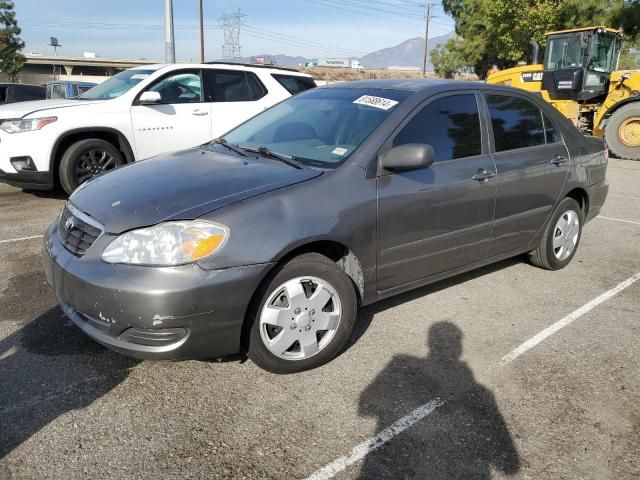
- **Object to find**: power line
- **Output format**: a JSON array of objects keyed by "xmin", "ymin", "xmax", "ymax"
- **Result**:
[{"xmin": 419, "ymin": 3, "xmax": 437, "ymax": 76}]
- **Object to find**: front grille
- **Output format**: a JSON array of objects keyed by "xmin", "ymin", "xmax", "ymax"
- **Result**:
[{"xmin": 57, "ymin": 205, "xmax": 102, "ymax": 255}]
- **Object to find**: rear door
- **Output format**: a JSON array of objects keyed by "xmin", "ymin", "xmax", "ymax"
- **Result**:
[
  {"xmin": 131, "ymin": 69, "xmax": 212, "ymax": 159},
  {"xmin": 204, "ymin": 69, "xmax": 273, "ymax": 138},
  {"xmin": 482, "ymin": 92, "xmax": 569, "ymax": 256},
  {"xmin": 376, "ymin": 92, "xmax": 497, "ymax": 292}
]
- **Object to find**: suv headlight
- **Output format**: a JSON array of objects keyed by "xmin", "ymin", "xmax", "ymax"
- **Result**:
[
  {"xmin": 0, "ymin": 116, "xmax": 57, "ymax": 134},
  {"xmin": 101, "ymin": 221, "xmax": 228, "ymax": 266}
]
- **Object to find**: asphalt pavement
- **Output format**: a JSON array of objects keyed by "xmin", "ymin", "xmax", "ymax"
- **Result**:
[{"xmin": 1, "ymin": 158, "xmax": 639, "ymax": 479}]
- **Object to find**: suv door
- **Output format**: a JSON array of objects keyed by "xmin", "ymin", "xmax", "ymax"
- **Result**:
[
  {"xmin": 131, "ymin": 69, "xmax": 212, "ymax": 160},
  {"xmin": 203, "ymin": 69, "xmax": 271, "ymax": 138},
  {"xmin": 376, "ymin": 92, "xmax": 497, "ymax": 292},
  {"xmin": 482, "ymin": 92, "xmax": 570, "ymax": 256}
]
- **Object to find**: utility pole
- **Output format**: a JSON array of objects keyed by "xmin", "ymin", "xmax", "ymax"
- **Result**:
[
  {"xmin": 199, "ymin": 0, "xmax": 205, "ymax": 63},
  {"xmin": 164, "ymin": 0, "xmax": 176, "ymax": 63},
  {"xmin": 420, "ymin": 3, "xmax": 436, "ymax": 77}
]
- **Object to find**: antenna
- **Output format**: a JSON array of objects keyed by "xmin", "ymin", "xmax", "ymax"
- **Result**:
[
  {"xmin": 49, "ymin": 36, "xmax": 62, "ymax": 56},
  {"xmin": 218, "ymin": 10, "xmax": 247, "ymax": 59}
]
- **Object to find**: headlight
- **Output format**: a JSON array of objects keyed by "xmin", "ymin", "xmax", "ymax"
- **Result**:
[
  {"xmin": 101, "ymin": 221, "xmax": 228, "ymax": 266},
  {"xmin": 0, "ymin": 116, "xmax": 57, "ymax": 134}
]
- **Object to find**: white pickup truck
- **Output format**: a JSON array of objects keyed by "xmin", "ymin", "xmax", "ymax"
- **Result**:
[{"xmin": 0, "ymin": 63, "xmax": 315, "ymax": 193}]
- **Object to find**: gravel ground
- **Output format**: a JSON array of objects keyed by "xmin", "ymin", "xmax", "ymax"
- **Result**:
[{"xmin": 1, "ymin": 158, "xmax": 639, "ymax": 480}]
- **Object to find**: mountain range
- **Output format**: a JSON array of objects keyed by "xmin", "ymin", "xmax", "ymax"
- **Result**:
[{"xmin": 218, "ymin": 32, "xmax": 455, "ymax": 70}]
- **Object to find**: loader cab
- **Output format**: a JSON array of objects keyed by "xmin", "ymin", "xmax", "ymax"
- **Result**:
[{"xmin": 542, "ymin": 27, "xmax": 622, "ymax": 102}]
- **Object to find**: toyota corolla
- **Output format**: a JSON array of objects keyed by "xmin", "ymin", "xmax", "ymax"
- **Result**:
[{"xmin": 43, "ymin": 80, "xmax": 608, "ymax": 373}]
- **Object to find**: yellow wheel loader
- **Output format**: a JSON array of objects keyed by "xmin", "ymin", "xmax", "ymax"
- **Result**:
[{"xmin": 487, "ymin": 26, "xmax": 640, "ymax": 160}]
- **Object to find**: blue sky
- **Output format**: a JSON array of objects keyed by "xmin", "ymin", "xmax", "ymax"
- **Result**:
[{"xmin": 14, "ymin": 0, "xmax": 454, "ymax": 60}]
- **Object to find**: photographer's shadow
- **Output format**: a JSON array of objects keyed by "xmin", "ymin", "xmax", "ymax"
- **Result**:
[{"xmin": 358, "ymin": 322, "xmax": 520, "ymax": 479}]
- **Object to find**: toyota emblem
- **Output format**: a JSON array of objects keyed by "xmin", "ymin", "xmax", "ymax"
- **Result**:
[{"xmin": 65, "ymin": 216, "xmax": 76, "ymax": 231}]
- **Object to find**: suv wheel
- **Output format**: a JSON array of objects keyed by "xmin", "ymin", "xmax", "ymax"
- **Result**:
[
  {"xmin": 59, "ymin": 138, "xmax": 124, "ymax": 194},
  {"xmin": 529, "ymin": 197, "xmax": 583, "ymax": 270},
  {"xmin": 247, "ymin": 253, "xmax": 357, "ymax": 374}
]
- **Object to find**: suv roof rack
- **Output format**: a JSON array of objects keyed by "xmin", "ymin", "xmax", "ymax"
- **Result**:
[{"xmin": 205, "ymin": 61, "xmax": 301, "ymax": 73}]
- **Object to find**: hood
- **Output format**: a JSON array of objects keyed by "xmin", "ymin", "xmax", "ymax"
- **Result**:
[
  {"xmin": 70, "ymin": 147, "xmax": 322, "ymax": 234},
  {"xmin": 0, "ymin": 99, "xmax": 105, "ymax": 119}
]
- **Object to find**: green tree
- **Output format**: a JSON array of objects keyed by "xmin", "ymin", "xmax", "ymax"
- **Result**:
[
  {"xmin": 0, "ymin": 1, "xmax": 25, "ymax": 82},
  {"xmin": 441, "ymin": 0, "xmax": 622, "ymax": 78},
  {"xmin": 431, "ymin": 38, "xmax": 471, "ymax": 78}
]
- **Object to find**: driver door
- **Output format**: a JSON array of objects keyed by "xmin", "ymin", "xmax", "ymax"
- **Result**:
[{"xmin": 131, "ymin": 69, "xmax": 212, "ymax": 160}]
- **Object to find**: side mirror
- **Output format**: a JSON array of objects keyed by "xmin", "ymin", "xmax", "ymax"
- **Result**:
[
  {"xmin": 138, "ymin": 91, "xmax": 162, "ymax": 105},
  {"xmin": 381, "ymin": 143, "xmax": 434, "ymax": 171}
]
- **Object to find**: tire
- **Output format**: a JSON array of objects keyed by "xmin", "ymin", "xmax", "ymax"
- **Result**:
[
  {"xmin": 247, "ymin": 253, "xmax": 357, "ymax": 374},
  {"xmin": 528, "ymin": 197, "xmax": 583, "ymax": 270},
  {"xmin": 58, "ymin": 138, "xmax": 125, "ymax": 194},
  {"xmin": 604, "ymin": 102, "xmax": 640, "ymax": 160}
]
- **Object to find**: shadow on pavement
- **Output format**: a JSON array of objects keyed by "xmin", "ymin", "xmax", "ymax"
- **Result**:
[
  {"xmin": 0, "ymin": 267, "xmax": 139, "ymax": 459},
  {"xmin": 357, "ymin": 322, "xmax": 520, "ymax": 479}
]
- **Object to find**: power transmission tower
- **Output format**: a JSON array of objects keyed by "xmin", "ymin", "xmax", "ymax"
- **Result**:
[
  {"xmin": 420, "ymin": 3, "xmax": 437, "ymax": 76},
  {"xmin": 218, "ymin": 10, "xmax": 247, "ymax": 59}
]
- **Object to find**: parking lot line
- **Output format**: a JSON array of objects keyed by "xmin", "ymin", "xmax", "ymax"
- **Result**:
[
  {"xmin": 0, "ymin": 234, "xmax": 44, "ymax": 245},
  {"xmin": 304, "ymin": 399, "xmax": 444, "ymax": 480},
  {"xmin": 597, "ymin": 216, "xmax": 640, "ymax": 226},
  {"xmin": 609, "ymin": 193, "xmax": 640, "ymax": 201},
  {"xmin": 501, "ymin": 272, "xmax": 640, "ymax": 364}
]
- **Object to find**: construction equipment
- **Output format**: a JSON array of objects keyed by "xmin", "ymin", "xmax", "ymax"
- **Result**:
[{"xmin": 487, "ymin": 26, "xmax": 640, "ymax": 160}]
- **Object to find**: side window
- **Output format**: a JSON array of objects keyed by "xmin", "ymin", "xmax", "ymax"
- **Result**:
[
  {"xmin": 542, "ymin": 112, "xmax": 560, "ymax": 143},
  {"xmin": 486, "ymin": 94, "xmax": 545, "ymax": 151},
  {"xmin": 246, "ymin": 72, "xmax": 267, "ymax": 100},
  {"xmin": 211, "ymin": 70, "xmax": 251, "ymax": 102},
  {"xmin": 272, "ymin": 74, "xmax": 316, "ymax": 95},
  {"xmin": 0, "ymin": 86, "xmax": 8, "ymax": 103},
  {"xmin": 393, "ymin": 94, "xmax": 482, "ymax": 162},
  {"xmin": 52, "ymin": 85, "xmax": 66, "ymax": 99},
  {"xmin": 149, "ymin": 71, "xmax": 203, "ymax": 104}
]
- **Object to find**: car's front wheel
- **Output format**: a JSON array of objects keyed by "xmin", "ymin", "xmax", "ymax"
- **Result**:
[
  {"xmin": 529, "ymin": 197, "xmax": 583, "ymax": 270},
  {"xmin": 247, "ymin": 253, "xmax": 357, "ymax": 374},
  {"xmin": 59, "ymin": 138, "xmax": 124, "ymax": 194}
]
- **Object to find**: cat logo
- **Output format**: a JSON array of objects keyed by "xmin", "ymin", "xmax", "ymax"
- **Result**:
[{"xmin": 521, "ymin": 72, "xmax": 543, "ymax": 82}]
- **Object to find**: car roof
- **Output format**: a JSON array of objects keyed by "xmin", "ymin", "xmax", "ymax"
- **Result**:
[
  {"xmin": 129, "ymin": 63, "xmax": 311, "ymax": 77},
  {"xmin": 321, "ymin": 78, "xmax": 542, "ymax": 97}
]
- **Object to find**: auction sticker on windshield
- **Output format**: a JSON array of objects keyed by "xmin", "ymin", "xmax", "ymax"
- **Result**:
[{"xmin": 353, "ymin": 95, "xmax": 399, "ymax": 110}]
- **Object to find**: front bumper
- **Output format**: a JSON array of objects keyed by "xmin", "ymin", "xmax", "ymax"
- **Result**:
[
  {"xmin": 0, "ymin": 169, "xmax": 53, "ymax": 190},
  {"xmin": 0, "ymin": 129, "xmax": 54, "ymax": 190},
  {"xmin": 42, "ymin": 222, "xmax": 274, "ymax": 360}
]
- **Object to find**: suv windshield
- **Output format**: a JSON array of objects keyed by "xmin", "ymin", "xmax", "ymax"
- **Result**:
[
  {"xmin": 223, "ymin": 87, "xmax": 409, "ymax": 167},
  {"xmin": 79, "ymin": 69, "xmax": 155, "ymax": 100}
]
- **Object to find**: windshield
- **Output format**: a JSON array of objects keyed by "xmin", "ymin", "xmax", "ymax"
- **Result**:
[
  {"xmin": 545, "ymin": 35, "xmax": 584, "ymax": 70},
  {"xmin": 587, "ymin": 33, "xmax": 620, "ymax": 73},
  {"xmin": 79, "ymin": 69, "xmax": 155, "ymax": 100},
  {"xmin": 223, "ymin": 87, "xmax": 409, "ymax": 167}
]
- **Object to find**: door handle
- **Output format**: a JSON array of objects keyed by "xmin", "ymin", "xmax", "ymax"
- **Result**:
[
  {"xmin": 192, "ymin": 109, "xmax": 208, "ymax": 116},
  {"xmin": 551, "ymin": 155, "xmax": 567, "ymax": 165},
  {"xmin": 472, "ymin": 169, "xmax": 496, "ymax": 182}
]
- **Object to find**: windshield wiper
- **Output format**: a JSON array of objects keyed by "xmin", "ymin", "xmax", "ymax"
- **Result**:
[
  {"xmin": 239, "ymin": 145, "xmax": 302, "ymax": 169},
  {"xmin": 212, "ymin": 138, "xmax": 247, "ymax": 157}
]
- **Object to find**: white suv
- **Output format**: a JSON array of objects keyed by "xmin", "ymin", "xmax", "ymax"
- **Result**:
[{"xmin": 0, "ymin": 63, "xmax": 316, "ymax": 193}]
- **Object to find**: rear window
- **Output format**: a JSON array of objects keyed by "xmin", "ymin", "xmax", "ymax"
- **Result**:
[
  {"xmin": 272, "ymin": 74, "xmax": 316, "ymax": 95},
  {"xmin": 205, "ymin": 70, "xmax": 267, "ymax": 102},
  {"xmin": 486, "ymin": 94, "xmax": 545, "ymax": 152}
]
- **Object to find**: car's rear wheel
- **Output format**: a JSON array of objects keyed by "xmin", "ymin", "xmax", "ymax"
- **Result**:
[
  {"xmin": 247, "ymin": 253, "xmax": 357, "ymax": 374},
  {"xmin": 59, "ymin": 138, "xmax": 124, "ymax": 194},
  {"xmin": 528, "ymin": 197, "xmax": 583, "ymax": 270}
]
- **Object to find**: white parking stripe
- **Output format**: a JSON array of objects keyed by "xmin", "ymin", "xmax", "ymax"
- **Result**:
[
  {"xmin": 0, "ymin": 234, "xmax": 43, "ymax": 245},
  {"xmin": 609, "ymin": 194, "xmax": 640, "ymax": 201},
  {"xmin": 598, "ymin": 216, "xmax": 640, "ymax": 226},
  {"xmin": 501, "ymin": 272, "xmax": 640, "ymax": 364},
  {"xmin": 304, "ymin": 399, "xmax": 444, "ymax": 480}
]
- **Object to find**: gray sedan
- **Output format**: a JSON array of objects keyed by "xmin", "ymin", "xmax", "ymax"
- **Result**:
[{"xmin": 42, "ymin": 79, "xmax": 609, "ymax": 373}]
